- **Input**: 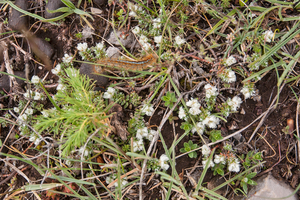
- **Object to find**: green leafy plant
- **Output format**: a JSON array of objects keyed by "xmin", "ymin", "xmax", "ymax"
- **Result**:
[
  {"xmin": 239, "ymin": 172, "xmax": 257, "ymax": 194},
  {"xmin": 34, "ymin": 68, "xmax": 111, "ymax": 156},
  {"xmin": 161, "ymin": 91, "xmax": 177, "ymax": 108},
  {"xmin": 180, "ymin": 140, "xmax": 198, "ymax": 158},
  {"xmin": 208, "ymin": 130, "xmax": 223, "ymax": 142}
]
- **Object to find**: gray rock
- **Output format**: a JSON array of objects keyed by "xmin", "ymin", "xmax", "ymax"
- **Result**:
[
  {"xmin": 244, "ymin": 174, "xmax": 297, "ymax": 200},
  {"xmin": 9, "ymin": 0, "xmax": 28, "ymax": 31},
  {"xmin": 107, "ymin": 31, "xmax": 135, "ymax": 48},
  {"xmin": 79, "ymin": 63, "xmax": 109, "ymax": 88},
  {"xmin": 45, "ymin": 0, "xmax": 65, "ymax": 19}
]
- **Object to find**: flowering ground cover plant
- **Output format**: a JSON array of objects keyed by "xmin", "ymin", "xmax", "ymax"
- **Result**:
[{"xmin": 1, "ymin": 0, "xmax": 300, "ymax": 199}]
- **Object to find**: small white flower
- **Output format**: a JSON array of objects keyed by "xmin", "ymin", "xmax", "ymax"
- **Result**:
[
  {"xmin": 263, "ymin": 30, "xmax": 273, "ymax": 43},
  {"xmin": 228, "ymin": 96, "xmax": 242, "ymax": 111},
  {"xmin": 202, "ymin": 145, "xmax": 211, "ymax": 156},
  {"xmin": 24, "ymin": 90, "xmax": 33, "ymax": 98},
  {"xmin": 214, "ymin": 154, "xmax": 226, "ymax": 164},
  {"xmin": 142, "ymin": 42, "xmax": 152, "ymax": 51},
  {"xmin": 133, "ymin": 139, "xmax": 144, "ymax": 152},
  {"xmin": 57, "ymin": 83, "xmax": 66, "ymax": 91},
  {"xmin": 41, "ymin": 110, "xmax": 49, "ymax": 118},
  {"xmin": 147, "ymin": 129, "xmax": 156, "ymax": 141},
  {"xmin": 204, "ymin": 84, "xmax": 218, "ymax": 98},
  {"xmin": 153, "ymin": 18, "xmax": 161, "ymax": 29},
  {"xmin": 114, "ymin": 179, "xmax": 128, "ymax": 188},
  {"xmin": 228, "ymin": 157, "xmax": 240, "ymax": 172},
  {"xmin": 25, "ymin": 108, "xmax": 33, "ymax": 115},
  {"xmin": 141, "ymin": 104, "xmax": 154, "ymax": 116},
  {"xmin": 18, "ymin": 114, "xmax": 27, "ymax": 122},
  {"xmin": 51, "ymin": 64, "xmax": 61, "ymax": 75},
  {"xmin": 103, "ymin": 87, "xmax": 115, "ymax": 99},
  {"xmin": 29, "ymin": 134, "xmax": 41, "ymax": 146},
  {"xmin": 132, "ymin": 26, "xmax": 140, "ymax": 34},
  {"xmin": 106, "ymin": 176, "xmax": 113, "ymax": 184},
  {"xmin": 220, "ymin": 68, "xmax": 236, "ymax": 83},
  {"xmin": 241, "ymin": 84, "xmax": 256, "ymax": 99},
  {"xmin": 95, "ymin": 42, "xmax": 105, "ymax": 50},
  {"xmin": 154, "ymin": 35, "xmax": 162, "ymax": 45},
  {"xmin": 159, "ymin": 154, "xmax": 169, "ymax": 171},
  {"xmin": 203, "ymin": 115, "xmax": 220, "ymax": 129},
  {"xmin": 76, "ymin": 42, "xmax": 88, "ymax": 52},
  {"xmin": 192, "ymin": 122, "xmax": 205, "ymax": 135},
  {"xmin": 62, "ymin": 54, "xmax": 73, "ymax": 64},
  {"xmin": 225, "ymin": 56, "xmax": 236, "ymax": 66},
  {"xmin": 34, "ymin": 92, "xmax": 42, "ymax": 100},
  {"xmin": 186, "ymin": 98, "xmax": 201, "ymax": 115},
  {"xmin": 178, "ymin": 106, "xmax": 187, "ymax": 120},
  {"xmin": 189, "ymin": 106, "xmax": 201, "ymax": 115},
  {"xmin": 186, "ymin": 98, "xmax": 200, "ymax": 108},
  {"xmin": 202, "ymin": 159, "xmax": 215, "ymax": 168},
  {"xmin": 14, "ymin": 107, "xmax": 20, "ymax": 113},
  {"xmin": 137, "ymin": 127, "xmax": 148, "ymax": 139},
  {"xmin": 139, "ymin": 35, "xmax": 148, "ymax": 45},
  {"xmin": 79, "ymin": 146, "xmax": 89, "ymax": 157},
  {"xmin": 31, "ymin": 75, "xmax": 40, "ymax": 84},
  {"xmin": 175, "ymin": 35, "xmax": 185, "ymax": 46},
  {"xmin": 129, "ymin": 10, "xmax": 137, "ymax": 17}
]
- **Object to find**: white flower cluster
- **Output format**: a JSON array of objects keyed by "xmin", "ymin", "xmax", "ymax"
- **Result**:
[
  {"xmin": 227, "ymin": 156, "xmax": 241, "ymax": 172},
  {"xmin": 78, "ymin": 146, "xmax": 90, "ymax": 157},
  {"xmin": 159, "ymin": 154, "xmax": 169, "ymax": 171},
  {"xmin": 219, "ymin": 68, "xmax": 236, "ymax": 83},
  {"xmin": 133, "ymin": 127, "xmax": 156, "ymax": 152},
  {"xmin": 29, "ymin": 134, "xmax": 41, "ymax": 146},
  {"xmin": 178, "ymin": 106, "xmax": 187, "ymax": 120},
  {"xmin": 201, "ymin": 145, "xmax": 214, "ymax": 168},
  {"xmin": 214, "ymin": 154, "xmax": 226, "ymax": 165},
  {"xmin": 138, "ymin": 35, "xmax": 152, "ymax": 51},
  {"xmin": 227, "ymin": 96, "xmax": 242, "ymax": 111},
  {"xmin": 106, "ymin": 174, "xmax": 128, "ymax": 189},
  {"xmin": 186, "ymin": 98, "xmax": 201, "ymax": 115},
  {"xmin": 141, "ymin": 104, "xmax": 154, "ymax": 116},
  {"xmin": 203, "ymin": 114, "xmax": 220, "ymax": 129},
  {"xmin": 62, "ymin": 54, "xmax": 73, "ymax": 64},
  {"xmin": 153, "ymin": 18, "xmax": 161, "ymax": 29},
  {"xmin": 175, "ymin": 35, "xmax": 185, "ymax": 47},
  {"xmin": 202, "ymin": 149, "xmax": 241, "ymax": 173},
  {"xmin": 51, "ymin": 64, "xmax": 61, "ymax": 75},
  {"xmin": 204, "ymin": 84, "xmax": 218, "ymax": 99},
  {"xmin": 76, "ymin": 42, "xmax": 88, "ymax": 52},
  {"xmin": 263, "ymin": 30, "xmax": 273, "ymax": 43},
  {"xmin": 103, "ymin": 87, "xmax": 116, "ymax": 99},
  {"xmin": 31, "ymin": 75, "xmax": 40, "ymax": 84},
  {"xmin": 241, "ymin": 83, "xmax": 256, "ymax": 99},
  {"xmin": 192, "ymin": 122, "xmax": 205, "ymax": 135},
  {"xmin": 128, "ymin": 2, "xmax": 142, "ymax": 17},
  {"xmin": 225, "ymin": 56, "xmax": 236, "ymax": 66},
  {"xmin": 23, "ymin": 90, "xmax": 43, "ymax": 100}
]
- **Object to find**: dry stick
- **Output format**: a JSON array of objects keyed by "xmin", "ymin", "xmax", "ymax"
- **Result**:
[
  {"xmin": 247, "ymin": 81, "xmax": 286, "ymax": 144},
  {"xmin": 296, "ymin": 98, "xmax": 300, "ymax": 163}
]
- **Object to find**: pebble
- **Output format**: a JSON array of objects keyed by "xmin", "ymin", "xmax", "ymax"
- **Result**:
[
  {"xmin": 9, "ymin": 0, "xmax": 28, "ymax": 31},
  {"xmin": 79, "ymin": 63, "xmax": 109, "ymax": 88},
  {"xmin": 45, "ymin": 0, "xmax": 65, "ymax": 19}
]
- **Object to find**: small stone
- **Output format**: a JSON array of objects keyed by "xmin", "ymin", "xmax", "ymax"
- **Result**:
[
  {"xmin": 106, "ymin": 47, "xmax": 120, "ymax": 59},
  {"xmin": 9, "ymin": 0, "xmax": 28, "ymax": 31},
  {"xmin": 244, "ymin": 174, "xmax": 298, "ymax": 200},
  {"xmin": 107, "ymin": 30, "xmax": 135, "ymax": 48},
  {"xmin": 79, "ymin": 63, "xmax": 109, "ymax": 88},
  {"xmin": 45, "ymin": 0, "xmax": 65, "ymax": 19}
]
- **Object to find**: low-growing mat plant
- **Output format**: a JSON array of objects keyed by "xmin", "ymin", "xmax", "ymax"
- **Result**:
[{"xmin": 2, "ymin": 0, "xmax": 300, "ymax": 199}]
